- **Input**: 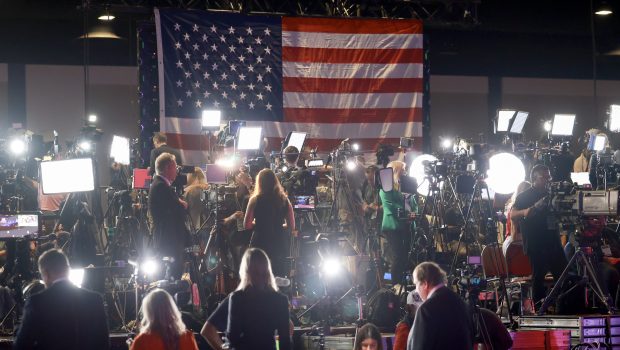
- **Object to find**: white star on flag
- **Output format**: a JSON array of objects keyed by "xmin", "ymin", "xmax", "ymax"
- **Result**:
[
  {"xmin": 174, "ymin": 23, "xmax": 181, "ymax": 31},
  {"xmin": 177, "ymin": 99, "xmax": 183, "ymax": 106},
  {"xmin": 193, "ymin": 24, "xmax": 199, "ymax": 32}
]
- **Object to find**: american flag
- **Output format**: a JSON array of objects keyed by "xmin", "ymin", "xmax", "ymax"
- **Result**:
[{"xmin": 155, "ymin": 9, "xmax": 424, "ymax": 165}]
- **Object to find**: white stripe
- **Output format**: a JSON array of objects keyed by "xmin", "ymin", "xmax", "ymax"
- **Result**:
[
  {"xmin": 163, "ymin": 117, "xmax": 422, "ymax": 139},
  {"xmin": 283, "ymin": 92, "xmax": 422, "ymax": 109},
  {"xmin": 282, "ymin": 31, "xmax": 423, "ymax": 49},
  {"xmin": 178, "ymin": 150, "xmax": 210, "ymax": 167},
  {"xmin": 282, "ymin": 62, "xmax": 422, "ymax": 79},
  {"xmin": 154, "ymin": 9, "xmax": 167, "ymax": 132}
]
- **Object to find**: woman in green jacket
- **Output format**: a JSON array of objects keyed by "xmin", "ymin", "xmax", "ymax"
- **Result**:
[{"xmin": 380, "ymin": 160, "xmax": 417, "ymax": 285}]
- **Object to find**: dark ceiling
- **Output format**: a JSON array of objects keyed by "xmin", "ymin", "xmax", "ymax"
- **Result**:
[{"xmin": 0, "ymin": 0, "xmax": 619, "ymax": 79}]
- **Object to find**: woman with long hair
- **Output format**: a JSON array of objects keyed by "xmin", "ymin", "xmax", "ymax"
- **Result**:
[
  {"xmin": 354, "ymin": 323, "xmax": 383, "ymax": 350},
  {"xmin": 130, "ymin": 289, "xmax": 198, "ymax": 350},
  {"xmin": 184, "ymin": 167, "xmax": 210, "ymax": 232},
  {"xmin": 380, "ymin": 160, "xmax": 417, "ymax": 284},
  {"xmin": 227, "ymin": 248, "xmax": 291, "ymax": 350},
  {"xmin": 243, "ymin": 168, "xmax": 295, "ymax": 277}
]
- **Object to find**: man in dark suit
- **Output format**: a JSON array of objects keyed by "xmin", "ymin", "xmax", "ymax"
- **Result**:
[
  {"xmin": 407, "ymin": 262, "xmax": 473, "ymax": 350},
  {"xmin": 14, "ymin": 249, "xmax": 109, "ymax": 350},
  {"xmin": 148, "ymin": 152, "xmax": 190, "ymax": 279},
  {"xmin": 149, "ymin": 132, "xmax": 183, "ymax": 176}
]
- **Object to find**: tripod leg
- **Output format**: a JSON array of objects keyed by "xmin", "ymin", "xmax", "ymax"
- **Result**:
[
  {"xmin": 581, "ymin": 254, "xmax": 615, "ymax": 313},
  {"xmin": 538, "ymin": 250, "xmax": 582, "ymax": 315}
]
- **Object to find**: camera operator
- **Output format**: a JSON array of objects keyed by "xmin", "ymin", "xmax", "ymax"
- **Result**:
[
  {"xmin": 362, "ymin": 165, "xmax": 381, "ymax": 235},
  {"xmin": 148, "ymin": 132, "xmax": 183, "ymax": 176},
  {"xmin": 278, "ymin": 145, "xmax": 301, "ymax": 196},
  {"xmin": 510, "ymin": 164, "xmax": 568, "ymax": 309},
  {"xmin": 380, "ymin": 161, "xmax": 417, "ymax": 285}
]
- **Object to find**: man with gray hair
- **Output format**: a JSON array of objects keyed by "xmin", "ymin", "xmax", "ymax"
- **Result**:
[
  {"xmin": 148, "ymin": 152, "xmax": 190, "ymax": 279},
  {"xmin": 14, "ymin": 249, "xmax": 109, "ymax": 350},
  {"xmin": 407, "ymin": 262, "xmax": 472, "ymax": 350}
]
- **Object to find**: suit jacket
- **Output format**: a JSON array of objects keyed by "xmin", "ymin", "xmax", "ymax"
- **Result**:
[
  {"xmin": 13, "ymin": 280, "xmax": 109, "ymax": 350},
  {"xmin": 227, "ymin": 288, "xmax": 291, "ymax": 350},
  {"xmin": 149, "ymin": 144, "xmax": 183, "ymax": 175},
  {"xmin": 148, "ymin": 175, "xmax": 190, "ymax": 258},
  {"xmin": 407, "ymin": 286, "xmax": 473, "ymax": 350}
]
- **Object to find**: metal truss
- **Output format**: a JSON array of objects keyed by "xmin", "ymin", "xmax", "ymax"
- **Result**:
[{"xmin": 89, "ymin": 0, "xmax": 479, "ymax": 24}]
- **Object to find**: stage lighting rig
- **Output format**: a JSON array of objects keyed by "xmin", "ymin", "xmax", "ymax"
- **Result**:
[
  {"xmin": 486, "ymin": 152, "xmax": 525, "ymax": 194},
  {"xmin": 282, "ymin": 131, "xmax": 307, "ymax": 152},
  {"xmin": 551, "ymin": 114, "xmax": 576, "ymax": 137},
  {"xmin": 201, "ymin": 109, "xmax": 221, "ymax": 131},
  {"xmin": 86, "ymin": 114, "xmax": 97, "ymax": 127},
  {"xmin": 543, "ymin": 120, "xmax": 553, "ymax": 132},
  {"xmin": 509, "ymin": 111, "xmax": 529, "ymax": 134},
  {"xmin": 110, "ymin": 135, "xmax": 130, "ymax": 165},
  {"xmin": 495, "ymin": 110, "xmax": 515, "ymax": 133},
  {"xmin": 237, "ymin": 126, "xmax": 262, "ymax": 150},
  {"xmin": 9, "ymin": 138, "xmax": 27, "ymax": 157},
  {"xmin": 441, "ymin": 138, "xmax": 453, "ymax": 150},
  {"xmin": 608, "ymin": 105, "xmax": 620, "ymax": 133}
]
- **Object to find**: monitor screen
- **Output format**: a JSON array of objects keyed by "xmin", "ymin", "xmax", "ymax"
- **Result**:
[{"xmin": 0, "ymin": 214, "xmax": 38, "ymax": 238}]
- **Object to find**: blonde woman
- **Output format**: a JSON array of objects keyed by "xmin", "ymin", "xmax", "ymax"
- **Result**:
[
  {"xmin": 227, "ymin": 248, "xmax": 291, "ymax": 350},
  {"xmin": 130, "ymin": 289, "xmax": 198, "ymax": 350},
  {"xmin": 184, "ymin": 167, "xmax": 209, "ymax": 231}
]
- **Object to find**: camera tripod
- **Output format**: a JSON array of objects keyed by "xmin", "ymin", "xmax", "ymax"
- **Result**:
[{"xmin": 538, "ymin": 245, "xmax": 615, "ymax": 315}]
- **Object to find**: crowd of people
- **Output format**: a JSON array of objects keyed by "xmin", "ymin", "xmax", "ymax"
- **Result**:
[{"xmin": 17, "ymin": 128, "xmax": 620, "ymax": 350}]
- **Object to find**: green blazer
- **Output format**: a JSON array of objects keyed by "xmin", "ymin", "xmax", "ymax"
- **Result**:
[{"xmin": 380, "ymin": 189, "xmax": 418, "ymax": 232}]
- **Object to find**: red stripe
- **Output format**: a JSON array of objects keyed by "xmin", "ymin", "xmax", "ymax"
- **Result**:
[
  {"xmin": 283, "ymin": 77, "xmax": 423, "ymax": 94},
  {"xmin": 167, "ymin": 134, "xmax": 423, "ymax": 153},
  {"xmin": 282, "ymin": 47, "xmax": 423, "ymax": 64},
  {"xmin": 283, "ymin": 108, "xmax": 422, "ymax": 123},
  {"xmin": 282, "ymin": 17, "xmax": 423, "ymax": 35},
  {"xmin": 166, "ymin": 133, "xmax": 213, "ymax": 152}
]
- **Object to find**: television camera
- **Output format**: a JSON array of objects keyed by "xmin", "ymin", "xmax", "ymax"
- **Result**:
[{"xmin": 546, "ymin": 182, "xmax": 618, "ymax": 246}]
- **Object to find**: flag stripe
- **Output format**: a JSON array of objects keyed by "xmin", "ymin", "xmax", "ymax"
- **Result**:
[
  {"xmin": 283, "ymin": 107, "xmax": 422, "ymax": 123},
  {"xmin": 282, "ymin": 62, "xmax": 423, "ymax": 79},
  {"xmin": 283, "ymin": 92, "xmax": 422, "ymax": 109},
  {"xmin": 283, "ymin": 77, "xmax": 423, "ymax": 93},
  {"xmin": 282, "ymin": 47, "xmax": 423, "ymax": 64},
  {"xmin": 282, "ymin": 31, "xmax": 423, "ymax": 50},
  {"xmin": 282, "ymin": 17, "xmax": 423, "ymax": 35},
  {"xmin": 163, "ymin": 118, "xmax": 422, "ymax": 139}
]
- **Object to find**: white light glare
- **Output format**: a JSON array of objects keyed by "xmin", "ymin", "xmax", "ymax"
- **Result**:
[
  {"xmin": 9, "ymin": 139, "xmax": 26, "ymax": 156},
  {"xmin": 594, "ymin": 135, "xmax": 607, "ymax": 151},
  {"xmin": 486, "ymin": 153, "xmax": 525, "ymax": 194},
  {"xmin": 141, "ymin": 260, "xmax": 159, "ymax": 276},
  {"xmin": 237, "ymin": 127, "xmax": 262, "ymax": 150},
  {"xmin": 98, "ymin": 14, "xmax": 115, "ymax": 21},
  {"xmin": 40, "ymin": 158, "xmax": 95, "ymax": 194},
  {"xmin": 596, "ymin": 9, "xmax": 613, "ymax": 16},
  {"xmin": 88, "ymin": 114, "xmax": 97, "ymax": 123},
  {"xmin": 281, "ymin": 166, "xmax": 288, "ymax": 173},
  {"xmin": 543, "ymin": 121, "xmax": 552, "ymax": 132},
  {"xmin": 215, "ymin": 156, "xmax": 235, "ymax": 169},
  {"xmin": 410, "ymin": 154, "xmax": 440, "ymax": 196},
  {"xmin": 610, "ymin": 105, "xmax": 620, "ymax": 132},
  {"xmin": 441, "ymin": 138, "xmax": 452, "ymax": 149},
  {"xmin": 110, "ymin": 135, "xmax": 130, "ymax": 165},
  {"xmin": 322, "ymin": 258, "xmax": 341, "ymax": 277},
  {"xmin": 201, "ymin": 110, "xmax": 221, "ymax": 129},
  {"xmin": 352, "ymin": 143, "xmax": 360, "ymax": 151},
  {"xmin": 346, "ymin": 160, "xmax": 357, "ymax": 171},
  {"xmin": 497, "ymin": 110, "xmax": 515, "ymax": 132},
  {"xmin": 69, "ymin": 268, "xmax": 85, "ymax": 287},
  {"xmin": 79, "ymin": 141, "xmax": 92, "ymax": 151}
]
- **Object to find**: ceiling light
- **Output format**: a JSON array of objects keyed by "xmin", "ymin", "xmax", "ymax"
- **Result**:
[
  {"xmin": 78, "ymin": 25, "xmax": 123, "ymax": 40},
  {"xmin": 98, "ymin": 14, "xmax": 115, "ymax": 21},
  {"xmin": 596, "ymin": 2, "xmax": 613, "ymax": 15}
]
